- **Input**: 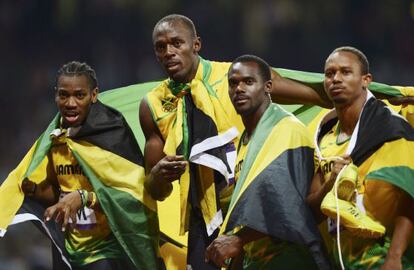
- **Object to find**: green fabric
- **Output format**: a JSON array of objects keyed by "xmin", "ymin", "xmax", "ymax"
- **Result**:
[
  {"xmin": 333, "ymin": 237, "xmax": 414, "ymax": 270},
  {"xmin": 96, "ymin": 66, "xmax": 404, "ymax": 149},
  {"xmin": 275, "ymin": 68, "xmax": 403, "ymax": 97},
  {"xmin": 25, "ymin": 115, "xmax": 59, "ymax": 177},
  {"xmin": 367, "ymin": 166, "xmax": 414, "ymax": 198},
  {"xmin": 243, "ymin": 240, "xmax": 319, "ymax": 270},
  {"xmin": 66, "ymin": 234, "xmax": 124, "ymax": 267},
  {"xmin": 72, "ymin": 151, "xmax": 159, "ymax": 269}
]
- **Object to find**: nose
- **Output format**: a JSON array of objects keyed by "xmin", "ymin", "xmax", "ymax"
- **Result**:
[
  {"xmin": 165, "ymin": 44, "xmax": 176, "ymax": 57},
  {"xmin": 65, "ymin": 96, "xmax": 77, "ymax": 108},
  {"xmin": 333, "ymin": 71, "xmax": 342, "ymax": 82}
]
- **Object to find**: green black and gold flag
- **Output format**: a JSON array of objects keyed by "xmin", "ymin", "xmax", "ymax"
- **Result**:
[{"xmin": 221, "ymin": 104, "xmax": 331, "ymax": 269}]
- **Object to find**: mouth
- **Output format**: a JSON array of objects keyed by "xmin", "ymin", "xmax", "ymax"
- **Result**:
[
  {"xmin": 165, "ymin": 61, "xmax": 181, "ymax": 73},
  {"xmin": 63, "ymin": 111, "xmax": 80, "ymax": 125},
  {"xmin": 233, "ymin": 95, "xmax": 249, "ymax": 106},
  {"xmin": 329, "ymin": 86, "xmax": 345, "ymax": 95}
]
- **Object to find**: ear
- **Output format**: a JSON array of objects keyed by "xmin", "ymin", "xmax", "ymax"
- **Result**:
[
  {"xmin": 193, "ymin": 36, "xmax": 201, "ymax": 53},
  {"xmin": 362, "ymin": 73, "xmax": 372, "ymax": 89},
  {"xmin": 91, "ymin": 87, "xmax": 99, "ymax": 103},
  {"xmin": 264, "ymin": 79, "xmax": 272, "ymax": 94}
]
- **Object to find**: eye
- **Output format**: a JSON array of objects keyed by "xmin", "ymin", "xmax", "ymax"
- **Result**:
[
  {"xmin": 245, "ymin": 78, "xmax": 254, "ymax": 85},
  {"xmin": 58, "ymin": 91, "xmax": 68, "ymax": 99},
  {"xmin": 155, "ymin": 43, "xmax": 165, "ymax": 52},
  {"xmin": 76, "ymin": 92, "xmax": 86, "ymax": 99},
  {"xmin": 173, "ymin": 40, "xmax": 182, "ymax": 48},
  {"xmin": 324, "ymin": 71, "xmax": 333, "ymax": 78}
]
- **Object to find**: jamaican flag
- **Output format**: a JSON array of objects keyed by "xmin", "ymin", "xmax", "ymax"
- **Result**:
[
  {"xmin": 221, "ymin": 104, "xmax": 331, "ymax": 269},
  {"xmin": 0, "ymin": 100, "xmax": 161, "ymax": 269},
  {"xmin": 316, "ymin": 92, "xmax": 414, "ymax": 197},
  {"xmin": 314, "ymin": 92, "xmax": 414, "ymax": 269}
]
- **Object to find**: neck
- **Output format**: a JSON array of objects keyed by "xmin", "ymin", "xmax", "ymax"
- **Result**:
[
  {"xmin": 335, "ymin": 92, "xmax": 367, "ymax": 136},
  {"xmin": 176, "ymin": 56, "xmax": 200, "ymax": 83},
  {"xmin": 242, "ymin": 101, "xmax": 270, "ymax": 139}
]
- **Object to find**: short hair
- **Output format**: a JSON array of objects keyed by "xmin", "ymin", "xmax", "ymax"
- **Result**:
[
  {"xmin": 331, "ymin": 46, "xmax": 370, "ymax": 74},
  {"xmin": 231, "ymin": 54, "xmax": 272, "ymax": 81},
  {"xmin": 56, "ymin": 61, "xmax": 98, "ymax": 90},
  {"xmin": 153, "ymin": 14, "xmax": 197, "ymax": 39}
]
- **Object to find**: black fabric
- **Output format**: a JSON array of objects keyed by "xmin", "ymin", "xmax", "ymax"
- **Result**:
[
  {"xmin": 351, "ymin": 99, "xmax": 414, "ymax": 165},
  {"xmin": 183, "ymin": 94, "xmax": 228, "ymax": 208},
  {"xmin": 19, "ymin": 197, "xmax": 71, "ymax": 270},
  {"xmin": 318, "ymin": 98, "xmax": 414, "ymax": 166},
  {"xmin": 227, "ymin": 147, "xmax": 331, "ymax": 270},
  {"xmin": 74, "ymin": 101, "xmax": 144, "ymax": 166},
  {"xmin": 187, "ymin": 207, "xmax": 220, "ymax": 270}
]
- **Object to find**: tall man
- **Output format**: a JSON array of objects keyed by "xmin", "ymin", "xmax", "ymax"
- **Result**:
[
  {"xmin": 307, "ymin": 47, "xmax": 414, "ymax": 269},
  {"xmin": 205, "ymin": 55, "xmax": 330, "ymax": 269},
  {"xmin": 139, "ymin": 14, "xmax": 331, "ymax": 269},
  {"xmin": 0, "ymin": 61, "xmax": 161, "ymax": 270}
]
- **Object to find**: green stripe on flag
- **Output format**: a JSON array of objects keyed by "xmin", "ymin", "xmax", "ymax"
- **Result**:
[
  {"xmin": 73, "ymin": 150, "xmax": 160, "ymax": 269},
  {"xmin": 367, "ymin": 166, "xmax": 414, "ymax": 198}
]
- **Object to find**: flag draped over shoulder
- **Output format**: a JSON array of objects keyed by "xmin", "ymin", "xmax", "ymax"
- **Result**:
[
  {"xmin": 0, "ymin": 101, "xmax": 160, "ymax": 269},
  {"xmin": 145, "ymin": 58, "xmax": 243, "ymax": 236},
  {"xmin": 315, "ymin": 95, "xmax": 414, "ymax": 198},
  {"xmin": 221, "ymin": 104, "xmax": 330, "ymax": 269}
]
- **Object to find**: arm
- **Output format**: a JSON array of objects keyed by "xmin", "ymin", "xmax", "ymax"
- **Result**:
[
  {"xmin": 270, "ymin": 69, "xmax": 333, "ymax": 108},
  {"xmin": 205, "ymin": 227, "xmax": 266, "ymax": 268},
  {"xmin": 22, "ymin": 178, "xmax": 60, "ymax": 205},
  {"xmin": 139, "ymin": 99, "xmax": 187, "ymax": 201},
  {"xmin": 381, "ymin": 195, "xmax": 414, "ymax": 270}
]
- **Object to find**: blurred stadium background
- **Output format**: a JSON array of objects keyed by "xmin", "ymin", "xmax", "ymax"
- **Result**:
[{"xmin": 1, "ymin": 0, "xmax": 414, "ymax": 269}]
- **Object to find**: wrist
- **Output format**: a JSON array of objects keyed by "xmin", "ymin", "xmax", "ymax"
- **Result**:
[{"xmin": 386, "ymin": 250, "xmax": 403, "ymax": 261}]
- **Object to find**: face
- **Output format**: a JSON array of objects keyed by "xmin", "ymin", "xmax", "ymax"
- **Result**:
[
  {"xmin": 324, "ymin": 51, "xmax": 372, "ymax": 106},
  {"xmin": 153, "ymin": 21, "xmax": 201, "ymax": 83},
  {"xmin": 55, "ymin": 75, "xmax": 98, "ymax": 128},
  {"xmin": 228, "ymin": 61, "xmax": 271, "ymax": 116}
]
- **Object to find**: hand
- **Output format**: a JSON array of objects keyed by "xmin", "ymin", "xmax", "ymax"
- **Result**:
[
  {"xmin": 388, "ymin": 96, "xmax": 414, "ymax": 107},
  {"xmin": 21, "ymin": 178, "xmax": 37, "ymax": 196},
  {"xmin": 151, "ymin": 155, "xmax": 187, "ymax": 184},
  {"xmin": 381, "ymin": 255, "xmax": 402, "ymax": 270},
  {"xmin": 328, "ymin": 155, "xmax": 352, "ymax": 185},
  {"xmin": 205, "ymin": 235, "xmax": 243, "ymax": 268},
  {"xmin": 44, "ymin": 190, "xmax": 83, "ymax": 231}
]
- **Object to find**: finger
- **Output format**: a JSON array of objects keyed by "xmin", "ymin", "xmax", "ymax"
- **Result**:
[
  {"xmin": 62, "ymin": 208, "xmax": 71, "ymax": 232},
  {"xmin": 70, "ymin": 212, "xmax": 77, "ymax": 229},
  {"xmin": 44, "ymin": 206, "xmax": 56, "ymax": 222},
  {"xmin": 164, "ymin": 155, "xmax": 186, "ymax": 162},
  {"xmin": 54, "ymin": 210, "xmax": 63, "ymax": 224},
  {"xmin": 205, "ymin": 244, "xmax": 215, "ymax": 263},
  {"xmin": 214, "ymin": 252, "xmax": 226, "ymax": 268},
  {"xmin": 161, "ymin": 161, "xmax": 187, "ymax": 170}
]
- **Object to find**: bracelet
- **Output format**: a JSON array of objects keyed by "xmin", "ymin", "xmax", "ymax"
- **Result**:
[
  {"xmin": 77, "ymin": 189, "xmax": 88, "ymax": 208},
  {"xmin": 86, "ymin": 191, "xmax": 97, "ymax": 208}
]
